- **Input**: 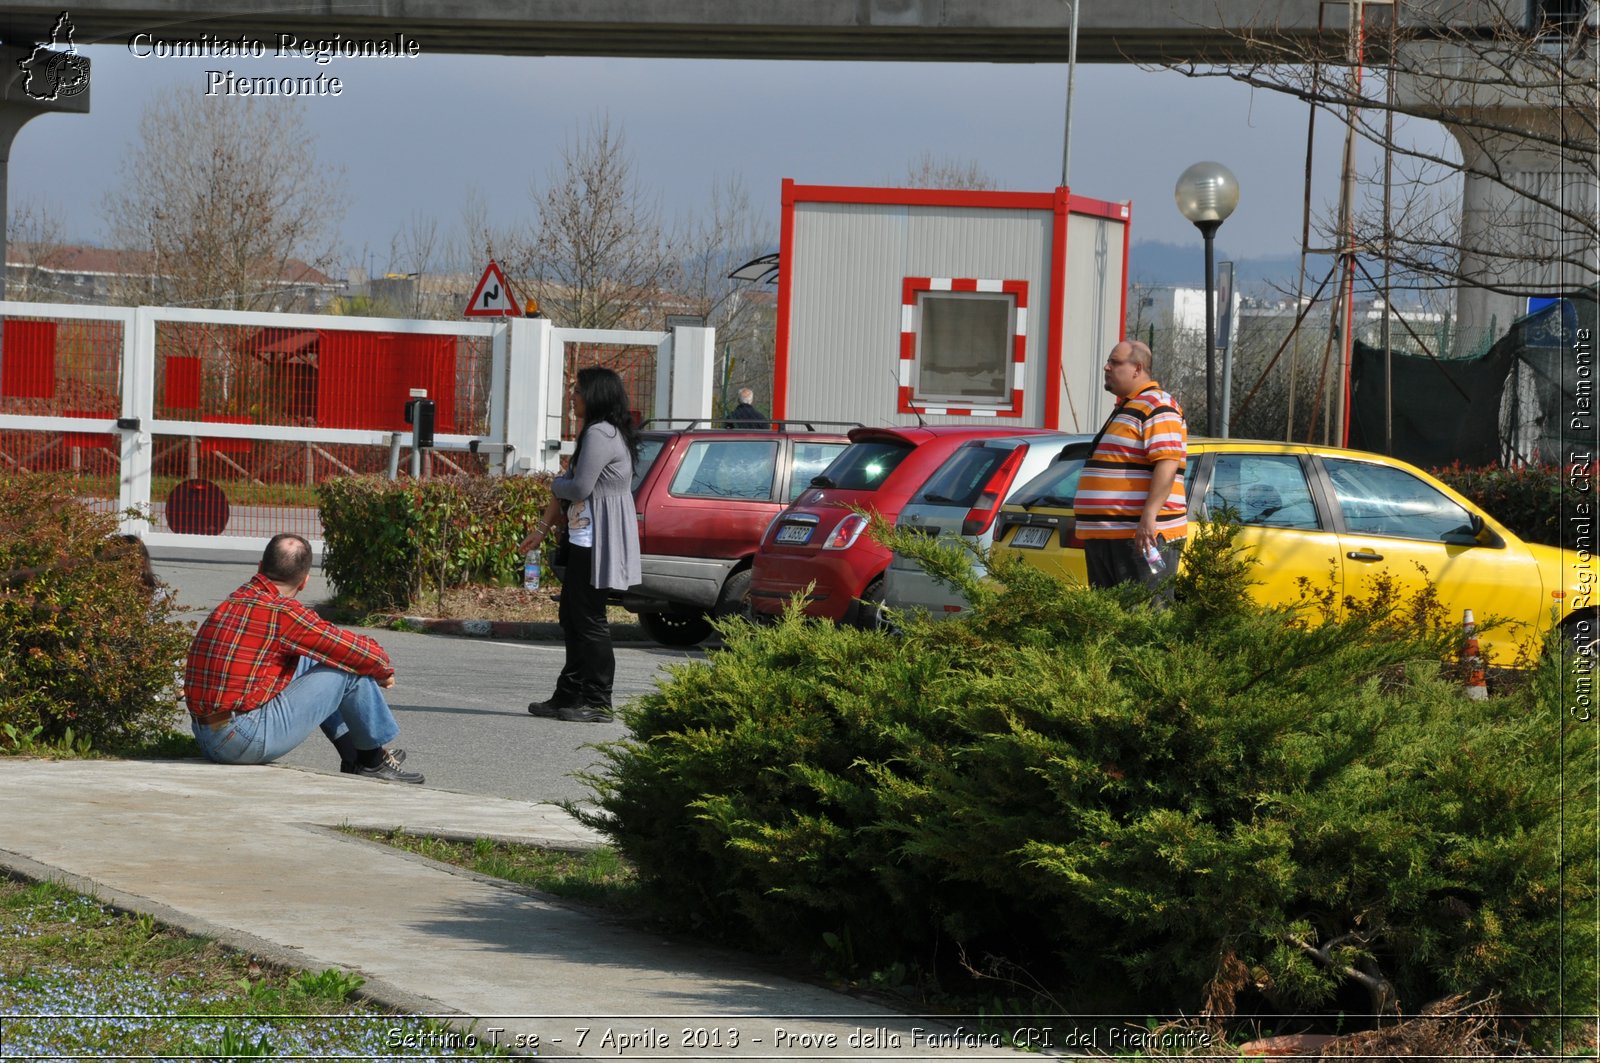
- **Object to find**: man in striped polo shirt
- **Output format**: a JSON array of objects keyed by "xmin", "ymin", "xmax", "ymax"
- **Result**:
[{"xmin": 1073, "ymin": 340, "xmax": 1188, "ymax": 597}]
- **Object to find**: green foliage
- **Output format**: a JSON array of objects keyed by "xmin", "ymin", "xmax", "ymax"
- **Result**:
[
  {"xmin": 317, "ymin": 474, "xmax": 551, "ymax": 611},
  {"xmin": 291, "ymin": 967, "xmax": 365, "ymax": 1001},
  {"xmin": 1433, "ymin": 462, "xmax": 1569, "ymax": 548},
  {"xmin": 584, "ymin": 519, "xmax": 1587, "ymax": 1038},
  {"xmin": 0, "ymin": 474, "xmax": 191, "ymax": 748},
  {"xmin": 215, "ymin": 1026, "xmax": 275, "ymax": 1059}
]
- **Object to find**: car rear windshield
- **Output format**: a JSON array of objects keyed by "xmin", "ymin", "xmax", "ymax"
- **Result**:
[
  {"xmin": 1009, "ymin": 458, "xmax": 1088, "ymax": 508},
  {"xmin": 915, "ymin": 444, "xmax": 1014, "ymax": 508},
  {"xmin": 632, "ymin": 436, "xmax": 667, "ymax": 492},
  {"xmin": 812, "ymin": 439, "xmax": 913, "ymax": 492}
]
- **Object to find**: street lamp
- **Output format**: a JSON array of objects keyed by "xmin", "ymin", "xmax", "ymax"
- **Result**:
[{"xmin": 1174, "ymin": 162, "xmax": 1239, "ymax": 436}]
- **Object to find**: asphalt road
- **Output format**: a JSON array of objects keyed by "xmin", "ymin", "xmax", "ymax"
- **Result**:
[{"xmin": 149, "ymin": 547, "xmax": 708, "ymax": 807}]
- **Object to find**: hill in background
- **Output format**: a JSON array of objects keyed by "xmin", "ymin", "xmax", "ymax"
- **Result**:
[{"xmin": 1129, "ymin": 241, "xmax": 1335, "ymax": 294}]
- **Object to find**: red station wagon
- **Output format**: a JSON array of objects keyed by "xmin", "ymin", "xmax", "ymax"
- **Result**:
[
  {"xmin": 619, "ymin": 421, "xmax": 853, "ymax": 645},
  {"xmin": 749, "ymin": 425, "xmax": 1056, "ymax": 626}
]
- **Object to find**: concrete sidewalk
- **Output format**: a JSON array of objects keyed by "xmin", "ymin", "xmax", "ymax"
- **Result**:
[{"xmin": 0, "ymin": 758, "xmax": 1037, "ymax": 1061}]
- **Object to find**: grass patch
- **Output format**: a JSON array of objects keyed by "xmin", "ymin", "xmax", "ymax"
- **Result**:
[
  {"xmin": 348, "ymin": 829, "xmax": 641, "ymax": 911},
  {"xmin": 0, "ymin": 875, "xmax": 505, "ymax": 1058}
]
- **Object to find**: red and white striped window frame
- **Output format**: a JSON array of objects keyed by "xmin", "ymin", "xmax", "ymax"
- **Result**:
[{"xmin": 899, "ymin": 276, "xmax": 1027, "ymax": 417}]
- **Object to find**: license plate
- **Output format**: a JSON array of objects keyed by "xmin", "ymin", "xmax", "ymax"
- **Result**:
[
  {"xmin": 1011, "ymin": 525, "xmax": 1053, "ymax": 548},
  {"xmin": 775, "ymin": 524, "xmax": 813, "ymax": 545}
]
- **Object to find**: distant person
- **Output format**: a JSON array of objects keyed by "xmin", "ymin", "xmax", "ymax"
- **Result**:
[
  {"xmin": 521, "ymin": 367, "xmax": 642, "ymax": 723},
  {"xmin": 114, "ymin": 533, "xmax": 172, "ymax": 606},
  {"xmin": 727, "ymin": 387, "xmax": 766, "ymax": 427},
  {"xmin": 1073, "ymin": 340, "xmax": 1188, "ymax": 600},
  {"xmin": 183, "ymin": 533, "xmax": 422, "ymax": 783}
]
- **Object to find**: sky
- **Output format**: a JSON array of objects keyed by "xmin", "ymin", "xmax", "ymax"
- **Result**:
[{"xmin": 8, "ymin": 38, "xmax": 1411, "ymax": 282}]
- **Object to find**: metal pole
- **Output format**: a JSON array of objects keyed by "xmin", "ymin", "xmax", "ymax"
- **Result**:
[
  {"xmin": 1200, "ymin": 221, "xmax": 1220, "ymax": 437},
  {"xmin": 1381, "ymin": 2, "xmax": 1396, "ymax": 454},
  {"xmin": 1059, "ymin": 0, "xmax": 1079, "ymax": 188}
]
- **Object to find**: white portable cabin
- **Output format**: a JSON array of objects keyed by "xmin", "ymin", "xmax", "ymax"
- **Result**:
[{"xmin": 773, "ymin": 180, "xmax": 1130, "ymax": 432}]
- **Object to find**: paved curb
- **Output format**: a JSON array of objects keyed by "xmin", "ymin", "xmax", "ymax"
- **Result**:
[{"xmin": 380, "ymin": 615, "xmax": 652, "ymax": 644}]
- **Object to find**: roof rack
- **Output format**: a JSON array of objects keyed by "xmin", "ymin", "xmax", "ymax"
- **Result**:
[{"xmin": 640, "ymin": 418, "xmax": 863, "ymax": 432}]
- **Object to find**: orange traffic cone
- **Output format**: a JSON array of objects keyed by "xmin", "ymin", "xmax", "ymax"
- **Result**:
[{"xmin": 1462, "ymin": 608, "xmax": 1488, "ymax": 700}]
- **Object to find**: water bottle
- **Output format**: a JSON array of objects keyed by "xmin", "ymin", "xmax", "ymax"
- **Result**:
[
  {"xmin": 523, "ymin": 549, "xmax": 541, "ymax": 590},
  {"xmin": 1144, "ymin": 540, "xmax": 1166, "ymax": 575}
]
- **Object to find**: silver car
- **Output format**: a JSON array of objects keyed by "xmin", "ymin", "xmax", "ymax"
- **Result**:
[{"xmin": 881, "ymin": 433, "xmax": 1091, "ymax": 622}]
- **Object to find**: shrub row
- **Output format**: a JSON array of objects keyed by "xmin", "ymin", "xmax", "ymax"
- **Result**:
[
  {"xmin": 584, "ymin": 522, "xmax": 1589, "ymax": 1040},
  {"xmin": 317, "ymin": 474, "xmax": 551, "ymax": 610},
  {"xmin": 1434, "ymin": 462, "xmax": 1572, "ymax": 548},
  {"xmin": 0, "ymin": 473, "xmax": 190, "ymax": 748}
]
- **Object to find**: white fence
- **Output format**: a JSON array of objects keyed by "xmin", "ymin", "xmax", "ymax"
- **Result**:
[{"xmin": 0, "ymin": 301, "xmax": 713, "ymax": 554}]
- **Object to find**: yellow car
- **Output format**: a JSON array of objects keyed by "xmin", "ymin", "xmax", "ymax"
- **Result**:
[{"xmin": 991, "ymin": 440, "xmax": 1594, "ymax": 665}]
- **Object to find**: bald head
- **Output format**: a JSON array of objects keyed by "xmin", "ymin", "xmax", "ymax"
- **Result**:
[{"xmin": 1103, "ymin": 340, "xmax": 1155, "ymax": 399}]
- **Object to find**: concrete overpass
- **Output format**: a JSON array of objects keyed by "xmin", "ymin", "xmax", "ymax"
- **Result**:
[{"xmin": 0, "ymin": 1, "xmax": 1528, "ymax": 64}]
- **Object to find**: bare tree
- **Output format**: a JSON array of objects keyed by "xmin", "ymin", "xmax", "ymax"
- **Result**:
[
  {"xmin": 675, "ymin": 175, "xmax": 778, "ymax": 414},
  {"xmin": 6, "ymin": 198, "xmax": 70, "ymax": 302},
  {"xmin": 104, "ymin": 94, "xmax": 346, "ymax": 312},
  {"xmin": 901, "ymin": 152, "xmax": 997, "ymax": 190},
  {"xmin": 522, "ymin": 116, "xmax": 676, "ymax": 330},
  {"xmin": 1161, "ymin": 1, "xmax": 1597, "ymax": 322}
]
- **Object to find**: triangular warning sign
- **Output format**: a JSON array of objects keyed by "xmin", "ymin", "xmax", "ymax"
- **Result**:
[{"xmin": 464, "ymin": 260, "xmax": 520, "ymax": 317}]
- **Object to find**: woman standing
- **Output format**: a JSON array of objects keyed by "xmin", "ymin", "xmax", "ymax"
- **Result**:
[{"xmin": 521, "ymin": 367, "xmax": 642, "ymax": 723}]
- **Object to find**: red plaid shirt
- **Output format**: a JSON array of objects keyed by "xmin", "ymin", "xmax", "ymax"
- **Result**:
[{"xmin": 183, "ymin": 573, "xmax": 394, "ymax": 717}]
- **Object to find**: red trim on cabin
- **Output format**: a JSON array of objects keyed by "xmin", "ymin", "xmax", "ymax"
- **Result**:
[
  {"xmin": 772, "ymin": 178, "xmax": 797, "ymax": 420},
  {"xmin": 1066, "ymin": 194, "xmax": 1130, "ymax": 222},
  {"xmin": 1118, "ymin": 201, "xmax": 1133, "ymax": 348},
  {"xmin": 786, "ymin": 184, "xmax": 1057, "ymax": 210},
  {"xmin": 1045, "ymin": 188, "xmax": 1070, "ymax": 429}
]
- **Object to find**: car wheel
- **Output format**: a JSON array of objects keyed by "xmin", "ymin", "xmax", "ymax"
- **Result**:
[
  {"xmin": 714, "ymin": 569, "xmax": 753, "ymax": 619},
  {"xmin": 854, "ymin": 576, "xmax": 886, "ymax": 630},
  {"xmin": 640, "ymin": 608, "xmax": 715, "ymax": 647},
  {"xmin": 1562, "ymin": 612, "xmax": 1597, "ymax": 658}
]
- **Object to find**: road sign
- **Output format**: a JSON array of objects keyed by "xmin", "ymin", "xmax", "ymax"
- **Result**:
[{"xmin": 464, "ymin": 260, "xmax": 519, "ymax": 317}]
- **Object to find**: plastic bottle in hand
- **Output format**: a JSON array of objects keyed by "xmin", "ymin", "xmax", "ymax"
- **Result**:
[
  {"xmin": 523, "ymin": 549, "xmax": 541, "ymax": 590},
  {"xmin": 1144, "ymin": 540, "xmax": 1166, "ymax": 575}
]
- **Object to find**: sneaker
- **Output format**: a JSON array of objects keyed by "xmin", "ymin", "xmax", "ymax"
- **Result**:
[
  {"xmin": 356, "ymin": 749, "xmax": 424, "ymax": 784},
  {"xmin": 527, "ymin": 699, "xmax": 577, "ymax": 718},
  {"xmin": 555, "ymin": 705, "xmax": 614, "ymax": 724},
  {"xmin": 341, "ymin": 748, "xmax": 405, "ymax": 773}
]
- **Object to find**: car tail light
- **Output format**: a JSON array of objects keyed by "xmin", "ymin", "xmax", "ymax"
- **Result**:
[
  {"xmin": 823, "ymin": 513, "xmax": 869, "ymax": 550},
  {"xmin": 1062, "ymin": 517, "xmax": 1085, "ymax": 549},
  {"xmin": 961, "ymin": 446, "xmax": 1028, "ymax": 536}
]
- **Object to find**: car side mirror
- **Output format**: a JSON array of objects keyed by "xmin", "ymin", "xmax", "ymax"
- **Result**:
[{"xmin": 1442, "ymin": 513, "xmax": 1492, "ymax": 547}]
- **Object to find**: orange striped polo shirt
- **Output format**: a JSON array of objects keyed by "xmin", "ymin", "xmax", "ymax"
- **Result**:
[{"xmin": 1074, "ymin": 382, "xmax": 1188, "ymax": 540}]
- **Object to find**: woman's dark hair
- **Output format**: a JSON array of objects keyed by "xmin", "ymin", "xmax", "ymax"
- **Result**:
[
  {"xmin": 114, "ymin": 533, "xmax": 159, "ymax": 593},
  {"xmin": 572, "ymin": 366, "xmax": 640, "ymax": 467}
]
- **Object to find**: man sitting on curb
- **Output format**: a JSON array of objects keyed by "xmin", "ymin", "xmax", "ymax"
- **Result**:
[{"xmin": 183, "ymin": 533, "xmax": 423, "ymax": 784}]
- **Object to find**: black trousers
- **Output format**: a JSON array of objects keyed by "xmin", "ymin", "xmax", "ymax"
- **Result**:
[
  {"xmin": 552, "ymin": 544, "xmax": 615, "ymax": 708},
  {"xmin": 1083, "ymin": 537, "xmax": 1185, "ymax": 605}
]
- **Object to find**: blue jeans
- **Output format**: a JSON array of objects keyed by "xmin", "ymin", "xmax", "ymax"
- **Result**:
[{"xmin": 192, "ymin": 658, "xmax": 399, "ymax": 765}]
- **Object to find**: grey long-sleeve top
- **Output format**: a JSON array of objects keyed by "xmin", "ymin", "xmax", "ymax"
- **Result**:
[{"xmin": 552, "ymin": 421, "xmax": 641, "ymax": 590}]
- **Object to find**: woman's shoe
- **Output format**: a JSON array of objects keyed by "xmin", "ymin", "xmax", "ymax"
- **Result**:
[{"xmin": 555, "ymin": 705, "xmax": 614, "ymax": 723}]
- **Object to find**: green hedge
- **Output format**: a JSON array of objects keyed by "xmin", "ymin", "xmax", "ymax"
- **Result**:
[
  {"xmin": 317, "ymin": 474, "xmax": 551, "ymax": 611},
  {"xmin": 583, "ymin": 522, "xmax": 1588, "ymax": 1040},
  {"xmin": 1434, "ymin": 462, "xmax": 1568, "ymax": 548},
  {"xmin": 0, "ymin": 474, "xmax": 190, "ymax": 749}
]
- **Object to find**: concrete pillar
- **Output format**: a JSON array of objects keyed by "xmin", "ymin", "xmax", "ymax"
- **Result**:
[
  {"xmin": 1397, "ymin": 42, "xmax": 1598, "ymax": 356},
  {"xmin": 0, "ymin": 43, "xmax": 91, "ymax": 298},
  {"xmin": 118, "ymin": 307, "xmax": 154, "ymax": 536},
  {"xmin": 668, "ymin": 325, "xmax": 715, "ymax": 422},
  {"xmin": 505, "ymin": 317, "xmax": 563, "ymax": 475}
]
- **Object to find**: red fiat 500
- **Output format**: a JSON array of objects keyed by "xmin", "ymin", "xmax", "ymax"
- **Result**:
[{"xmin": 749, "ymin": 425, "xmax": 1053, "ymax": 626}]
